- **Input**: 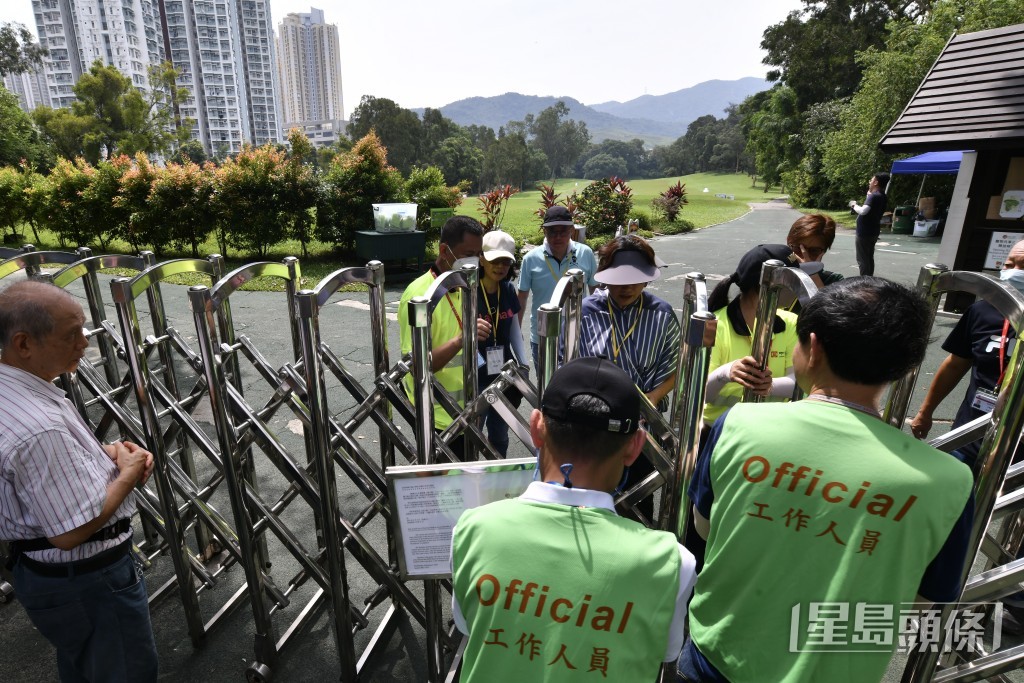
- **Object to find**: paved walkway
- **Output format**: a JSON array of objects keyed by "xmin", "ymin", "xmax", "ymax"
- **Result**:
[{"xmin": 0, "ymin": 203, "xmax": 968, "ymax": 682}]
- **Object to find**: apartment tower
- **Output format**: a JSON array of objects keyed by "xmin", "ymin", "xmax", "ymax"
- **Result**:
[
  {"xmin": 31, "ymin": 0, "xmax": 281, "ymax": 153},
  {"xmin": 275, "ymin": 7, "xmax": 344, "ymax": 138}
]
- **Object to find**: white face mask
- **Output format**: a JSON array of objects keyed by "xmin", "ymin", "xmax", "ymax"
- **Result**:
[{"xmin": 1000, "ymin": 267, "xmax": 1024, "ymax": 293}]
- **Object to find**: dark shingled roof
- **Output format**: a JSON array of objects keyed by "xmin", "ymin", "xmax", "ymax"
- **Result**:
[{"xmin": 879, "ymin": 22, "xmax": 1024, "ymax": 152}]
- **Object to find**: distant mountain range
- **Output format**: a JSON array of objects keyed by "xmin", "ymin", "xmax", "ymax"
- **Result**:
[{"xmin": 414, "ymin": 78, "xmax": 769, "ymax": 147}]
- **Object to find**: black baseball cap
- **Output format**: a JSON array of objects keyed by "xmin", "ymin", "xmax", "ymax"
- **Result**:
[
  {"xmin": 541, "ymin": 357, "xmax": 641, "ymax": 434},
  {"xmin": 733, "ymin": 244, "xmax": 799, "ymax": 290},
  {"xmin": 542, "ymin": 205, "xmax": 575, "ymax": 228}
]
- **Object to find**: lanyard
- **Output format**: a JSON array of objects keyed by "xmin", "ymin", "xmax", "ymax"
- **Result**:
[
  {"xmin": 430, "ymin": 270, "xmax": 462, "ymax": 330},
  {"xmin": 999, "ymin": 319, "xmax": 1011, "ymax": 387},
  {"xmin": 480, "ymin": 285, "xmax": 499, "ymax": 341},
  {"xmin": 544, "ymin": 247, "xmax": 575, "ymax": 281},
  {"xmin": 607, "ymin": 295, "xmax": 643, "ymax": 360}
]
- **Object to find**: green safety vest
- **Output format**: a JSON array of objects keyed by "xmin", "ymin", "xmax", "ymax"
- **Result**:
[
  {"xmin": 689, "ymin": 401, "xmax": 972, "ymax": 683},
  {"xmin": 399, "ymin": 270, "xmax": 465, "ymax": 429},
  {"xmin": 704, "ymin": 306, "xmax": 799, "ymax": 424},
  {"xmin": 453, "ymin": 498, "xmax": 681, "ymax": 682}
]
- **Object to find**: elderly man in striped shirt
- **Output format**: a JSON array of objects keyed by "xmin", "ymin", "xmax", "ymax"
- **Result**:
[{"xmin": 0, "ymin": 280, "xmax": 157, "ymax": 682}]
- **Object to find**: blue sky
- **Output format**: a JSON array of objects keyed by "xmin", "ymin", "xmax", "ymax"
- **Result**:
[{"xmin": 3, "ymin": 0, "xmax": 805, "ymax": 117}]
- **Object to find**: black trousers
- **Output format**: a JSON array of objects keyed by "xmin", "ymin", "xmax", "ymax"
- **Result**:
[{"xmin": 856, "ymin": 234, "xmax": 878, "ymax": 276}]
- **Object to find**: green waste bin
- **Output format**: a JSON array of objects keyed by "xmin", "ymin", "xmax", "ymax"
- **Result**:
[{"xmin": 892, "ymin": 205, "xmax": 915, "ymax": 234}]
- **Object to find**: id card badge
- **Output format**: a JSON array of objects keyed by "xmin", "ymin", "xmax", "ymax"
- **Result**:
[
  {"xmin": 972, "ymin": 388, "xmax": 998, "ymax": 413},
  {"xmin": 486, "ymin": 347, "xmax": 504, "ymax": 375}
]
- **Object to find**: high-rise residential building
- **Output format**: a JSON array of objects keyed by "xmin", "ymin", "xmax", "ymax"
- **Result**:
[
  {"xmin": 31, "ymin": 0, "xmax": 281, "ymax": 153},
  {"xmin": 3, "ymin": 62, "xmax": 52, "ymax": 112},
  {"xmin": 32, "ymin": 0, "xmax": 165, "ymax": 108},
  {"xmin": 275, "ymin": 7, "xmax": 344, "ymax": 135},
  {"xmin": 161, "ymin": 0, "xmax": 281, "ymax": 153}
]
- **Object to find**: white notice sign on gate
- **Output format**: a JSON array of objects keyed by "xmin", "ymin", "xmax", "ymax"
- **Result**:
[{"xmin": 386, "ymin": 457, "xmax": 536, "ymax": 579}]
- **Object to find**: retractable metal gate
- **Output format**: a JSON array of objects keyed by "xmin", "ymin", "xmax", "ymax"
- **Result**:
[
  {"xmin": 887, "ymin": 266, "xmax": 1024, "ymax": 683},
  {"xmin": 9, "ymin": 244, "xmax": 1024, "ymax": 683}
]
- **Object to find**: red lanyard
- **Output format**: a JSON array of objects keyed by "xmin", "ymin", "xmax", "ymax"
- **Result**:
[
  {"xmin": 430, "ymin": 270, "xmax": 462, "ymax": 330},
  {"xmin": 998, "ymin": 319, "xmax": 1010, "ymax": 387}
]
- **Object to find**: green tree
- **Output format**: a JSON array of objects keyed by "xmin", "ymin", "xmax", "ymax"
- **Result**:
[
  {"xmin": 346, "ymin": 95, "xmax": 422, "ymax": 175},
  {"xmin": 783, "ymin": 99, "xmax": 846, "ymax": 207},
  {"xmin": 708, "ymin": 105, "xmax": 754, "ymax": 174},
  {"xmin": 114, "ymin": 154, "xmax": 160, "ymax": 252},
  {"xmin": 0, "ymin": 22, "xmax": 46, "ymax": 76},
  {"xmin": 148, "ymin": 161, "xmax": 217, "ymax": 256},
  {"xmin": 821, "ymin": 0, "xmax": 1024, "ymax": 200},
  {"xmin": 39, "ymin": 158, "xmax": 96, "ymax": 248},
  {"xmin": 484, "ymin": 126, "xmax": 532, "ymax": 189},
  {"xmin": 32, "ymin": 106, "xmax": 95, "ymax": 161},
  {"xmin": 169, "ymin": 139, "xmax": 208, "ymax": 165},
  {"xmin": 36, "ymin": 60, "xmax": 190, "ymax": 163},
  {"xmin": 16, "ymin": 161, "xmax": 45, "ymax": 243},
  {"xmin": 576, "ymin": 139, "xmax": 651, "ymax": 179},
  {"xmin": 0, "ymin": 166, "xmax": 25, "ymax": 241},
  {"xmin": 745, "ymin": 85, "xmax": 802, "ymax": 191},
  {"xmin": 78, "ymin": 154, "xmax": 133, "ymax": 249},
  {"xmin": 681, "ymin": 115, "xmax": 722, "ymax": 173},
  {"xmin": 529, "ymin": 101, "xmax": 590, "ymax": 178},
  {"xmin": 433, "ymin": 133, "xmax": 484, "ymax": 188},
  {"xmin": 573, "ymin": 177, "xmax": 634, "ymax": 237},
  {"xmin": 465, "ymin": 124, "xmax": 497, "ymax": 153},
  {"xmin": 0, "ymin": 84, "xmax": 48, "ymax": 168},
  {"xmin": 405, "ymin": 165, "xmax": 462, "ymax": 235},
  {"xmin": 215, "ymin": 145, "xmax": 290, "ymax": 257},
  {"xmin": 279, "ymin": 128, "xmax": 319, "ymax": 257},
  {"xmin": 318, "ymin": 131, "xmax": 405, "ymax": 252},
  {"xmin": 582, "ymin": 153, "xmax": 628, "ymax": 180},
  {"xmin": 761, "ymin": 0, "xmax": 931, "ymax": 111},
  {"xmin": 420, "ymin": 108, "xmax": 458, "ymax": 165}
]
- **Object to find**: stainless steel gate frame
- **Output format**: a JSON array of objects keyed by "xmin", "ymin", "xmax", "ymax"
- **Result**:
[
  {"xmin": 893, "ymin": 266, "xmax": 1024, "ymax": 683},
  {"xmin": 660, "ymin": 274, "xmax": 716, "ymax": 539},
  {"xmin": 743, "ymin": 260, "xmax": 819, "ymax": 404},
  {"xmin": 110, "ymin": 255, "xmax": 248, "ymax": 648},
  {"xmin": 189, "ymin": 258, "xmax": 434, "ymax": 681},
  {"xmin": 291, "ymin": 260, "xmax": 436, "ymax": 679},
  {"xmin": 0, "ymin": 247, "xmax": 172, "ymax": 596},
  {"xmin": 48, "ymin": 249, "xmax": 180, "ymax": 557}
]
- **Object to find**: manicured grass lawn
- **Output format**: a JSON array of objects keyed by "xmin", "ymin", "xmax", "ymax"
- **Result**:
[
  {"xmin": 456, "ymin": 172, "xmax": 786, "ymax": 245},
  {"xmin": 5, "ymin": 173, "xmax": 785, "ymax": 290}
]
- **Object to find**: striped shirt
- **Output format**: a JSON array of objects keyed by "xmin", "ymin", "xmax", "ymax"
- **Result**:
[
  {"xmin": 0, "ymin": 363, "xmax": 134, "ymax": 562},
  {"xmin": 578, "ymin": 289, "xmax": 681, "ymax": 410}
]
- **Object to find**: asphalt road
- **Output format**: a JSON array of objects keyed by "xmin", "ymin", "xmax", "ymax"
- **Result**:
[{"xmin": 0, "ymin": 202, "xmax": 976, "ymax": 682}]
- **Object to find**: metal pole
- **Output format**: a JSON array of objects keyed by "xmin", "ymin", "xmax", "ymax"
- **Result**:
[
  {"xmin": 562, "ymin": 268, "xmax": 585, "ymax": 363},
  {"xmin": 537, "ymin": 303, "xmax": 562, "ymax": 401},
  {"xmin": 883, "ymin": 264, "xmax": 947, "ymax": 428},
  {"xmin": 660, "ymin": 311, "xmax": 716, "ymax": 536},
  {"xmin": 367, "ymin": 260, "xmax": 398, "ymax": 564},
  {"xmin": 409, "ymin": 295, "xmax": 445, "ymax": 683},
  {"xmin": 295, "ymin": 290, "xmax": 358, "ymax": 680},
  {"xmin": 743, "ymin": 260, "xmax": 784, "ymax": 404},
  {"xmin": 670, "ymin": 273, "xmax": 708, "ymax": 431},
  {"xmin": 901, "ymin": 301, "xmax": 1024, "ymax": 682},
  {"xmin": 459, "ymin": 264, "xmax": 479, "ymax": 461},
  {"xmin": 189, "ymin": 284, "xmax": 278, "ymax": 668},
  {"xmin": 74, "ymin": 246, "xmax": 121, "ymax": 390},
  {"xmin": 110, "ymin": 276, "xmax": 207, "ymax": 647}
]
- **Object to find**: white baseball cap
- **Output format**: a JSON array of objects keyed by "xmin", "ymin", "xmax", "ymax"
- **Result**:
[{"xmin": 482, "ymin": 230, "xmax": 516, "ymax": 262}]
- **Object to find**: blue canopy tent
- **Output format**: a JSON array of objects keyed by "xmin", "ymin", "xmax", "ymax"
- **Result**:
[
  {"xmin": 889, "ymin": 150, "xmax": 966, "ymax": 204},
  {"xmin": 890, "ymin": 150, "xmax": 964, "ymax": 175}
]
